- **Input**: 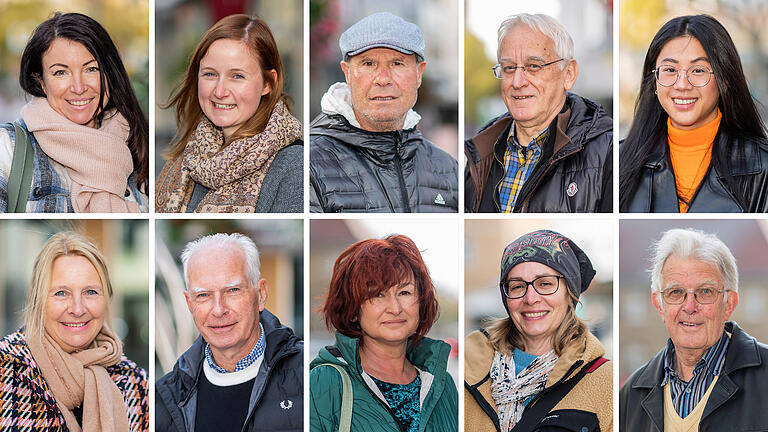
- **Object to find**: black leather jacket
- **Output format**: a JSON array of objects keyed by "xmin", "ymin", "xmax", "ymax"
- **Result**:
[
  {"xmin": 155, "ymin": 310, "xmax": 303, "ymax": 432},
  {"xmin": 465, "ymin": 93, "xmax": 613, "ymax": 213},
  {"xmin": 309, "ymin": 113, "xmax": 458, "ymax": 213},
  {"xmin": 624, "ymin": 132, "xmax": 768, "ymax": 212},
  {"xmin": 619, "ymin": 321, "xmax": 768, "ymax": 431}
]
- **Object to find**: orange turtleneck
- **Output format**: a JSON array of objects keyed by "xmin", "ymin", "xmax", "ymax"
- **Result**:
[{"xmin": 667, "ymin": 110, "xmax": 722, "ymax": 213}]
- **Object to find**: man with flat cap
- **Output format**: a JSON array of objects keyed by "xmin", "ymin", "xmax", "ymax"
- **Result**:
[{"xmin": 310, "ymin": 12, "xmax": 458, "ymax": 213}]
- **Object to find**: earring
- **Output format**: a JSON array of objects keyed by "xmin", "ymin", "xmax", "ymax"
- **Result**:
[{"xmin": 654, "ymin": 89, "xmax": 658, "ymax": 95}]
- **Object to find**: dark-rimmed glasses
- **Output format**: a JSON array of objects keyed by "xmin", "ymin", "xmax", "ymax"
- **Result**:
[
  {"xmin": 652, "ymin": 65, "xmax": 714, "ymax": 87},
  {"xmin": 500, "ymin": 275, "xmax": 563, "ymax": 299},
  {"xmin": 660, "ymin": 287, "xmax": 728, "ymax": 304}
]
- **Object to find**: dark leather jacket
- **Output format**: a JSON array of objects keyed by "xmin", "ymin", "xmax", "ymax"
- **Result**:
[
  {"xmin": 464, "ymin": 93, "xmax": 613, "ymax": 213},
  {"xmin": 624, "ymin": 132, "xmax": 768, "ymax": 212},
  {"xmin": 309, "ymin": 113, "xmax": 458, "ymax": 213},
  {"xmin": 155, "ymin": 310, "xmax": 303, "ymax": 432},
  {"xmin": 619, "ymin": 321, "xmax": 768, "ymax": 431}
]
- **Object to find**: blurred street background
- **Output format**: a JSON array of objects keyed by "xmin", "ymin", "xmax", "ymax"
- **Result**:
[
  {"xmin": 465, "ymin": 219, "xmax": 613, "ymax": 360},
  {"xmin": 155, "ymin": 0, "xmax": 303, "ymax": 174},
  {"xmin": 154, "ymin": 218, "xmax": 302, "ymax": 377},
  {"xmin": 465, "ymin": 0, "xmax": 613, "ymax": 137},
  {"xmin": 0, "ymin": 220, "xmax": 149, "ymax": 370},
  {"xmin": 309, "ymin": 219, "xmax": 459, "ymax": 387},
  {"xmin": 310, "ymin": 0, "xmax": 459, "ymax": 159},
  {"xmin": 619, "ymin": 219, "xmax": 768, "ymax": 387},
  {"xmin": 619, "ymin": 0, "xmax": 768, "ymax": 136}
]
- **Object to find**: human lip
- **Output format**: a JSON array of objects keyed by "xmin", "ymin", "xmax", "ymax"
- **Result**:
[
  {"xmin": 511, "ymin": 95, "xmax": 534, "ymax": 101},
  {"xmin": 67, "ymin": 98, "xmax": 94, "ymax": 109},
  {"xmin": 672, "ymin": 97, "xmax": 698, "ymax": 108},
  {"xmin": 208, "ymin": 322, "xmax": 236, "ymax": 331},
  {"xmin": 521, "ymin": 311, "xmax": 549, "ymax": 320},
  {"xmin": 61, "ymin": 321, "xmax": 90, "ymax": 329},
  {"xmin": 679, "ymin": 320, "xmax": 702, "ymax": 328},
  {"xmin": 211, "ymin": 101, "xmax": 236, "ymax": 110},
  {"xmin": 382, "ymin": 319, "xmax": 407, "ymax": 326},
  {"xmin": 370, "ymin": 96, "xmax": 398, "ymax": 101}
]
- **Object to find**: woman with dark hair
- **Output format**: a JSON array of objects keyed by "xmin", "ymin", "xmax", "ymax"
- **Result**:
[
  {"xmin": 0, "ymin": 232, "xmax": 148, "ymax": 431},
  {"xmin": 309, "ymin": 235, "xmax": 457, "ymax": 432},
  {"xmin": 464, "ymin": 230, "xmax": 611, "ymax": 431},
  {"xmin": 0, "ymin": 12, "xmax": 148, "ymax": 213},
  {"xmin": 155, "ymin": 14, "xmax": 302, "ymax": 213},
  {"xmin": 620, "ymin": 14, "xmax": 768, "ymax": 213}
]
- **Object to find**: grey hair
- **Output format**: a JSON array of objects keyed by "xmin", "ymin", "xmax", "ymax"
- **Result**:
[
  {"xmin": 497, "ymin": 13, "xmax": 574, "ymax": 69},
  {"xmin": 650, "ymin": 229, "xmax": 738, "ymax": 303},
  {"xmin": 180, "ymin": 233, "xmax": 261, "ymax": 290}
]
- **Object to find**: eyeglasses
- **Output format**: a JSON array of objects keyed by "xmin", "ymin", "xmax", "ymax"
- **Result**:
[
  {"xmin": 652, "ymin": 65, "xmax": 714, "ymax": 87},
  {"xmin": 500, "ymin": 275, "xmax": 563, "ymax": 299},
  {"xmin": 492, "ymin": 59, "xmax": 564, "ymax": 80},
  {"xmin": 660, "ymin": 287, "xmax": 728, "ymax": 304}
]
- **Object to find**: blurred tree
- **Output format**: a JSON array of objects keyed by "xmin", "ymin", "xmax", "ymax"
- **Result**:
[
  {"xmin": 464, "ymin": 30, "xmax": 497, "ymax": 128},
  {"xmin": 619, "ymin": 0, "xmax": 667, "ymax": 50}
]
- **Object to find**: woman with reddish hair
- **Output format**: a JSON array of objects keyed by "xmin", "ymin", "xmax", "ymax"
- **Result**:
[{"xmin": 309, "ymin": 234, "xmax": 457, "ymax": 432}]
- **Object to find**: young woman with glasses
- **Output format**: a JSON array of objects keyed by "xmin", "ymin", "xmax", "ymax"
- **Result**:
[{"xmin": 620, "ymin": 14, "xmax": 768, "ymax": 213}]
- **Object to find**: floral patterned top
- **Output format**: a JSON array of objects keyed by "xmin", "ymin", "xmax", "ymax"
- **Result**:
[{"xmin": 371, "ymin": 374, "xmax": 422, "ymax": 432}]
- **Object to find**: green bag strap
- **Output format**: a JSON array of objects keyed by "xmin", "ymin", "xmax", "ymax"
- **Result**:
[
  {"xmin": 314, "ymin": 363, "xmax": 353, "ymax": 432},
  {"xmin": 7, "ymin": 122, "xmax": 34, "ymax": 212}
]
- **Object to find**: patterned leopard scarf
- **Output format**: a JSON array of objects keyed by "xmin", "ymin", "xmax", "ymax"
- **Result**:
[
  {"xmin": 490, "ymin": 349, "xmax": 558, "ymax": 432},
  {"xmin": 156, "ymin": 100, "xmax": 302, "ymax": 212}
]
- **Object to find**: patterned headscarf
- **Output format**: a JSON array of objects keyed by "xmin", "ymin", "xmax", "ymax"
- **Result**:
[{"xmin": 499, "ymin": 230, "xmax": 595, "ymax": 314}]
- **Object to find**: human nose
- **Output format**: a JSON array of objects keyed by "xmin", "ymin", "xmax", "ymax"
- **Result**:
[
  {"xmin": 672, "ymin": 69, "xmax": 693, "ymax": 90},
  {"xmin": 680, "ymin": 290, "xmax": 698, "ymax": 313},
  {"xmin": 522, "ymin": 282, "xmax": 541, "ymax": 304},
  {"xmin": 213, "ymin": 79, "xmax": 228, "ymax": 99},
  {"xmin": 383, "ymin": 294, "xmax": 404, "ymax": 313},
  {"xmin": 211, "ymin": 293, "xmax": 228, "ymax": 317},
  {"xmin": 68, "ymin": 294, "xmax": 86, "ymax": 316},
  {"xmin": 511, "ymin": 67, "xmax": 529, "ymax": 88},
  {"xmin": 372, "ymin": 65, "xmax": 393, "ymax": 86},
  {"xmin": 70, "ymin": 73, "xmax": 86, "ymax": 94}
]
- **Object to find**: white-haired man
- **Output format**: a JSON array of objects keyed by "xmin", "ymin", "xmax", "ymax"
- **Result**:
[
  {"xmin": 156, "ymin": 233, "xmax": 303, "ymax": 432},
  {"xmin": 465, "ymin": 13, "xmax": 612, "ymax": 213},
  {"xmin": 620, "ymin": 228, "xmax": 768, "ymax": 431}
]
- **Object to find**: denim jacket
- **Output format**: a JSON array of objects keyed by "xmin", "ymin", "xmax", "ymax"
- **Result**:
[{"xmin": 0, "ymin": 120, "xmax": 146, "ymax": 213}]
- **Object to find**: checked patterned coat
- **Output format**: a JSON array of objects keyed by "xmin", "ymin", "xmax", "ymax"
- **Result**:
[{"xmin": 0, "ymin": 331, "xmax": 148, "ymax": 431}]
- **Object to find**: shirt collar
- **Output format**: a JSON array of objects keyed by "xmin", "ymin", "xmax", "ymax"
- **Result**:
[
  {"xmin": 507, "ymin": 120, "xmax": 548, "ymax": 150},
  {"xmin": 205, "ymin": 322, "xmax": 266, "ymax": 374},
  {"xmin": 662, "ymin": 329, "xmax": 730, "ymax": 385}
]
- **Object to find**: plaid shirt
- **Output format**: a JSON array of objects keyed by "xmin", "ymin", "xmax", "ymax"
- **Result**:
[
  {"xmin": 662, "ymin": 331, "xmax": 729, "ymax": 418},
  {"xmin": 205, "ymin": 323, "xmax": 266, "ymax": 373},
  {"xmin": 498, "ymin": 123, "xmax": 548, "ymax": 212}
]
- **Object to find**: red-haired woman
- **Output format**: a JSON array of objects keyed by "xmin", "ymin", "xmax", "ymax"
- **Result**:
[
  {"xmin": 309, "ymin": 235, "xmax": 457, "ymax": 432},
  {"xmin": 155, "ymin": 14, "xmax": 302, "ymax": 213}
]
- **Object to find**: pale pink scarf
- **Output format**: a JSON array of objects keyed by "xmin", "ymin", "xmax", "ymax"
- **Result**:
[
  {"xmin": 26, "ymin": 325, "xmax": 130, "ymax": 432},
  {"xmin": 20, "ymin": 97, "xmax": 139, "ymax": 213}
]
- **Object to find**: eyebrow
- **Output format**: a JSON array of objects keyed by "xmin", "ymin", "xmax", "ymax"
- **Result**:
[
  {"xmin": 48, "ymin": 59, "xmax": 97, "ymax": 69},
  {"xmin": 189, "ymin": 281, "xmax": 247, "ymax": 294},
  {"xmin": 499, "ymin": 55, "xmax": 548, "ymax": 64},
  {"xmin": 658, "ymin": 56, "xmax": 710, "ymax": 64}
]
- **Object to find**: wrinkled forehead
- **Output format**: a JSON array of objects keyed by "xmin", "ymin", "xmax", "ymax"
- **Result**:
[
  {"xmin": 498, "ymin": 25, "xmax": 556, "ymax": 62},
  {"xmin": 661, "ymin": 254, "xmax": 722, "ymax": 285}
]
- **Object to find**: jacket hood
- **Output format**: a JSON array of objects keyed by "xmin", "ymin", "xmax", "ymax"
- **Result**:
[
  {"xmin": 310, "ymin": 331, "xmax": 451, "ymax": 378},
  {"xmin": 320, "ymin": 82, "xmax": 421, "ymax": 130}
]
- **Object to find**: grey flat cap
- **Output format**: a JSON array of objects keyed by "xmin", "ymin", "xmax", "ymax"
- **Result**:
[{"xmin": 339, "ymin": 12, "xmax": 425, "ymax": 62}]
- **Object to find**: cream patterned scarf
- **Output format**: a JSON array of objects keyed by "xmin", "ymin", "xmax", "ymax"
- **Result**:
[
  {"xmin": 155, "ymin": 99, "xmax": 302, "ymax": 212},
  {"xmin": 26, "ymin": 325, "xmax": 129, "ymax": 432},
  {"xmin": 490, "ymin": 349, "xmax": 558, "ymax": 432},
  {"xmin": 20, "ymin": 97, "xmax": 139, "ymax": 213}
]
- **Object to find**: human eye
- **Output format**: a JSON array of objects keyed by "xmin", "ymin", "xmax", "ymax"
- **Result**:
[
  {"xmin": 85, "ymin": 288, "xmax": 101, "ymax": 296},
  {"xmin": 228, "ymin": 286, "xmax": 242, "ymax": 294},
  {"xmin": 232, "ymin": 73, "xmax": 245, "ymax": 79},
  {"xmin": 51, "ymin": 69, "xmax": 67, "ymax": 77},
  {"xmin": 53, "ymin": 289, "xmax": 67, "ymax": 297},
  {"xmin": 200, "ymin": 70, "xmax": 216, "ymax": 78},
  {"xmin": 690, "ymin": 66, "xmax": 709, "ymax": 75},
  {"xmin": 659, "ymin": 65, "xmax": 677, "ymax": 74},
  {"xmin": 86, "ymin": 66, "xmax": 99, "ymax": 73},
  {"xmin": 526, "ymin": 63, "xmax": 543, "ymax": 72},
  {"xmin": 696, "ymin": 287, "xmax": 715, "ymax": 297}
]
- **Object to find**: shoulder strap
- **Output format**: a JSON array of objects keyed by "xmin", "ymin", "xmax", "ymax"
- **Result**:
[
  {"xmin": 464, "ymin": 376, "xmax": 501, "ymax": 432},
  {"xmin": 314, "ymin": 362, "xmax": 353, "ymax": 432},
  {"xmin": 7, "ymin": 122, "xmax": 34, "ymax": 213},
  {"xmin": 511, "ymin": 356, "xmax": 606, "ymax": 432}
]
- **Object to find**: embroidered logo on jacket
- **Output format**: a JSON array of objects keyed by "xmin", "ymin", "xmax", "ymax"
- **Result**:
[
  {"xmin": 280, "ymin": 399, "xmax": 293, "ymax": 410},
  {"xmin": 566, "ymin": 182, "xmax": 578, "ymax": 197},
  {"xmin": 434, "ymin": 193, "xmax": 446, "ymax": 205}
]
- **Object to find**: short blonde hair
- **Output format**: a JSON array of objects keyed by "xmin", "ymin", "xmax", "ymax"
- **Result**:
[
  {"xmin": 23, "ymin": 232, "xmax": 113, "ymax": 340},
  {"xmin": 485, "ymin": 289, "xmax": 586, "ymax": 356}
]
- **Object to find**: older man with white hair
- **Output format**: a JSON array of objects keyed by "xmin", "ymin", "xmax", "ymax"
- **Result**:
[
  {"xmin": 465, "ymin": 13, "xmax": 612, "ymax": 213},
  {"xmin": 620, "ymin": 228, "xmax": 768, "ymax": 431},
  {"xmin": 156, "ymin": 233, "xmax": 303, "ymax": 432}
]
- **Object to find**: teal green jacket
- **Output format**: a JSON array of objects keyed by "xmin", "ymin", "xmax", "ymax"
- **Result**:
[{"xmin": 310, "ymin": 332, "xmax": 458, "ymax": 432}]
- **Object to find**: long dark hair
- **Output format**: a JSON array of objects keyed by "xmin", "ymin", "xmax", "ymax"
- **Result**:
[
  {"xmin": 619, "ymin": 14, "xmax": 766, "ymax": 211},
  {"xmin": 20, "ymin": 12, "xmax": 149, "ymax": 193},
  {"xmin": 163, "ymin": 14, "xmax": 289, "ymax": 160}
]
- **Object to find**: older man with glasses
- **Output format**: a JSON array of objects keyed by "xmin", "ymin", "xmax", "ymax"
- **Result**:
[
  {"xmin": 620, "ymin": 228, "xmax": 768, "ymax": 431},
  {"xmin": 465, "ymin": 13, "xmax": 613, "ymax": 213}
]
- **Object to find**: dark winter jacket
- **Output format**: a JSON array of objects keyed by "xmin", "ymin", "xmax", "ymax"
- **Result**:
[
  {"xmin": 309, "ymin": 113, "xmax": 458, "ymax": 213},
  {"xmin": 309, "ymin": 332, "xmax": 458, "ymax": 432},
  {"xmin": 623, "ymin": 132, "xmax": 768, "ymax": 212},
  {"xmin": 620, "ymin": 321, "xmax": 768, "ymax": 431},
  {"xmin": 155, "ymin": 310, "xmax": 303, "ymax": 432},
  {"xmin": 465, "ymin": 93, "xmax": 613, "ymax": 213}
]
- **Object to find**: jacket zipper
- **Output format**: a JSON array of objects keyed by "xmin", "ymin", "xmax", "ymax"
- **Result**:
[
  {"xmin": 359, "ymin": 375, "xmax": 407, "ymax": 432},
  {"xmin": 239, "ymin": 349, "xmax": 296, "ymax": 432},
  {"xmin": 517, "ymin": 145, "xmax": 582, "ymax": 212},
  {"xmin": 393, "ymin": 132, "xmax": 412, "ymax": 213},
  {"xmin": 492, "ymin": 146, "xmax": 504, "ymax": 212}
]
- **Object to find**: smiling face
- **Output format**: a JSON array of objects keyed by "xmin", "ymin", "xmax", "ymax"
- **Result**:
[
  {"xmin": 44, "ymin": 255, "xmax": 107, "ymax": 353},
  {"xmin": 505, "ymin": 261, "xmax": 570, "ymax": 354},
  {"xmin": 39, "ymin": 38, "xmax": 107, "ymax": 128},
  {"xmin": 652, "ymin": 255, "xmax": 737, "ymax": 357},
  {"xmin": 197, "ymin": 39, "xmax": 274, "ymax": 140},
  {"xmin": 341, "ymin": 47, "xmax": 426, "ymax": 132},
  {"xmin": 358, "ymin": 279, "xmax": 420, "ymax": 348},
  {"xmin": 655, "ymin": 36, "xmax": 720, "ymax": 130},
  {"xmin": 498, "ymin": 25, "xmax": 577, "ymax": 133},
  {"xmin": 185, "ymin": 246, "xmax": 267, "ymax": 367}
]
